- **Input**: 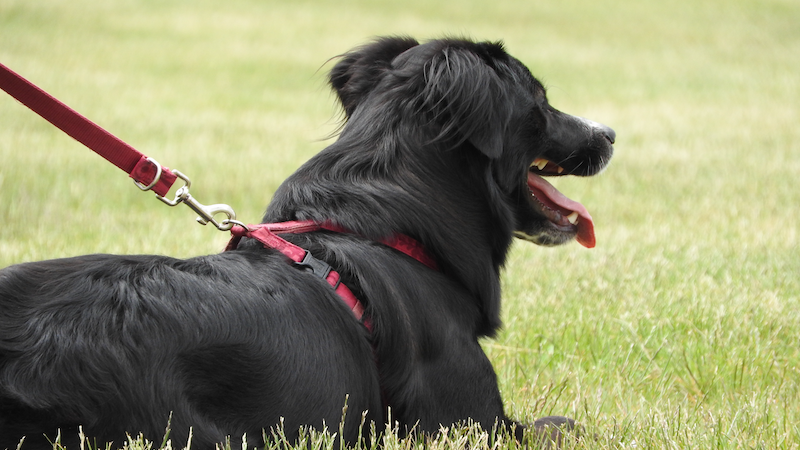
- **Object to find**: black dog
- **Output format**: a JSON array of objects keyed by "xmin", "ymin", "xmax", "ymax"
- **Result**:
[{"xmin": 0, "ymin": 37, "xmax": 614, "ymax": 449}]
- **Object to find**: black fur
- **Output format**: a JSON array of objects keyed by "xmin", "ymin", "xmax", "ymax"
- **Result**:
[{"xmin": 0, "ymin": 37, "xmax": 614, "ymax": 449}]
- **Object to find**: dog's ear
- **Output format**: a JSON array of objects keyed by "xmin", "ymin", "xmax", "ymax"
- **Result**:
[
  {"xmin": 330, "ymin": 37, "xmax": 420, "ymax": 117},
  {"xmin": 420, "ymin": 41, "xmax": 513, "ymax": 159}
]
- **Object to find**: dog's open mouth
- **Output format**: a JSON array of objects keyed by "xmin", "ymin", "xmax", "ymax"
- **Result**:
[{"xmin": 527, "ymin": 158, "xmax": 596, "ymax": 248}]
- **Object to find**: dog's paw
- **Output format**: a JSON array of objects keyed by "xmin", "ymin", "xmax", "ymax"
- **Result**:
[{"xmin": 530, "ymin": 416, "xmax": 581, "ymax": 449}]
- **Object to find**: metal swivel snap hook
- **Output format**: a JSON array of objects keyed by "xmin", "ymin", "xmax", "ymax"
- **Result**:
[{"xmin": 155, "ymin": 170, "xmax": 239, "ymax": 232}]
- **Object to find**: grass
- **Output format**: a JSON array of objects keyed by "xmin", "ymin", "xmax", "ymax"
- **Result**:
[{"xmin": 1, "ymin": 0, "xmax": 799, "ymax": 448}]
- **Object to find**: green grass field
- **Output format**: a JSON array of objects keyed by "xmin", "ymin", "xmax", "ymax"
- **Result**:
[{"xmin": 1, "ymin": 0, "xmax": 799, "ymax": 448}]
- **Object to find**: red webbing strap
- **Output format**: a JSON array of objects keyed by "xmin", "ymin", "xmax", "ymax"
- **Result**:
[
  {"xmin": 319, "ymin": 223, "xmax": 439, "ymax": 271},
  {"xmin": 228, "ymin": 224, "xmax": 368, "ymax": 326},
  {"xmin": 225, "ymin": 221, "xmax": 440, "ymax": 331},
  {"xmin": 305, "ymin": 222, "xmax": 436, "ymax": 270},
  {"xmin": 225, "ymin": 220, "xmax": 438, "ymax": 270},
  {"xmin": 0, "ymin": 62, "xmax": 177, "ymax": 196}
]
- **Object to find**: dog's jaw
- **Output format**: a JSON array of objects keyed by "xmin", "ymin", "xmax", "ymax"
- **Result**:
[
  {"xmin": 522, "ymin": 170, "xmax": 596, "ymax": 248},
  {"xmin": 512, "ymin": 105, "xmax": 615, "ymax": 248},
  {"xmin": 513, "ymin": 180, "xmax": 593, "ymax": 248}
]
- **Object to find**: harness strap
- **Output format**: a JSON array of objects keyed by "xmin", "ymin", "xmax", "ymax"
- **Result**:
[
  {"xmin": 0, "ymin": 62, "xmax": 177, "ymax": 196},
  {"xmin": 319, "ymin": 222, "xmax": 438, "ymax": 271},
  {"xmin": 226, "ymin": 221, "xmax": 438, "ymax": 330},
  {"xmin": 229, "ymin": 223, "xmax": 366, "ymax": 326}
]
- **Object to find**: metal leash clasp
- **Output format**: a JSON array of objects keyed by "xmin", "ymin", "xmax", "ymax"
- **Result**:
[{"xmin": 154, "ymin": 170, "xmax": 241, "ymax": 231}]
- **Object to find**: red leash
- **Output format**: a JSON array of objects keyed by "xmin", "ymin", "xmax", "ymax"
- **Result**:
[
  {"xmin": 0, "ymin": 62, "xmax": 177, "ymax": 197},
  {"xmin": 0, "ymin": 61, "xmax": 239, "ymax": 230}
]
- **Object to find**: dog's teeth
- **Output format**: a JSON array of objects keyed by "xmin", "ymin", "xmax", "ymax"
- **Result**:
[
  {"xmin": 557, "ymin": 166, "xmax": 564, "ymax": 174},
  {"xmin": 532, "ymin": 159, "xmax": 548, "ymax": 171},
  {"xmin": 566, "ymin": 211, "xmax": 579, "ymax": 225}
]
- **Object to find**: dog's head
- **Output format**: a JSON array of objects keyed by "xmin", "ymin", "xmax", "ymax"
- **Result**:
[{"xmin": 329, "ymin": 37, "xmax": 614, "ymax": 249}]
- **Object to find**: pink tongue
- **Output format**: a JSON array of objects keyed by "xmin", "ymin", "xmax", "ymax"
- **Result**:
[{"xmin": 527, "ymin": 172, "xmax": 596, "ymax": 248}]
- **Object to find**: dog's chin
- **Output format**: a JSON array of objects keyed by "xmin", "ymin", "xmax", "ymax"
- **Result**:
[{"xmin": 514, "ymin": 224, "xmax": 577, "ymax": 247}]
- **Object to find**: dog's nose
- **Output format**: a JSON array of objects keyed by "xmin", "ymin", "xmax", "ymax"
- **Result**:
[
  {"xmin": 578, "ymin": 116, "xmax": 616, "ymax": 145},
  {"xmin": 591, "ymin": 121, "xmax": 616, "ymax": 144},
  {"xmin": 602, "ymin": 126, "xmax": 616, "ymax": 145}
]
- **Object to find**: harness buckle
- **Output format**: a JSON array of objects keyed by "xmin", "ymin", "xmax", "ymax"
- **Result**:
[{"xmin": 294, "ymin": 251, "xmax": 339, "ymax": 288}]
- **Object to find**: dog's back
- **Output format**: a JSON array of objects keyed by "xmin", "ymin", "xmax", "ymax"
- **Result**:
[{"xmin": 0, "ymin": 251, "xmax": 383, "ymax": 448}]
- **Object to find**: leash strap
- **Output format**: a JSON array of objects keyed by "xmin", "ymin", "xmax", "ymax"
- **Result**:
[{"xmin": 0, "ymin": 62, "xmax": 177, "ymax": 196}]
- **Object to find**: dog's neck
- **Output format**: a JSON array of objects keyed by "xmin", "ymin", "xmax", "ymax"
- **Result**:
[{"xmin": 263, "ymin": 144, "xmax": 511, "ymax": 336}]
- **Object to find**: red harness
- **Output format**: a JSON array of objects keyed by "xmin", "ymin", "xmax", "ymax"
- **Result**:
[{"xmin": 225, "ymin": 221, "xmax": 437, "ymax": 330}]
